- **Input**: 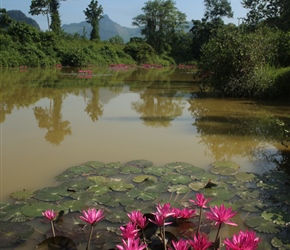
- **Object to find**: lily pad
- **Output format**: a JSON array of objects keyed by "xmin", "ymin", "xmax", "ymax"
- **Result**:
[
  {"xmin": 120, "ymin": 165, "xmax": 142, "ymax": 174},
  {"xmin": 209, "ymin": 161, "xmax": 240, "ymax": 176},
  {"xmin": 0, "ymin": 222, "xmax": 34, "ymax": 248},
  {"xmin": 262, "ymin": 208, "xmax": 290, "ymax": 226},
  {"xmin": 87, "ymin": 176, "xmax": 109, "ymax": 185},
  {"xmin": 58, "ymin": 200, "xmax": 84, "ymax": 213},
  {"xmin": 10, "ymin": 189, "xmax": 34, "ymax": 200},
  {"xmin": 125, "ymin": 159, "xmax": 153, "ymax": 168},
  {"xmin": 87, "ymin": 185, "xmax": 111, "ymax": 196},
  {"xmin": 168, "ymin": 185, "xmax": 191, "ymax": 194},
  {"xmin": 235, "ymin": 172, "xmax": 257, "ymax": 182},
  {"xmin": 246, "ymin": 216, "xmax": 279, "ymax": 234},
  {"xmin": 188, "ymin": 181, "xmax": 207, "ymax": 191},
  {"xmin": 171, "ymin": 175, "xmax": 191, "ymax": 185},
  {"xmin": 84, "ymin": 161, "xmax": 105, "ymax": 168},
  {"xmin": 106, "ymin": 209, "xmax": 128, "ymax": 223},
  {"xmin": 0, "ymin": 204, "xmax": 29, "ymax": 222},
  {"xmin": 95, "ymin": 167, "xmax": 120, "ymax": 176},
  {"xmin": 21, "ymin": 202, "xmax": 56, "ymax": 217},
  {"xmin": 104, "ymin": 162, "xmax": 123, "ymax": 169},
  {"xmin": 33, "ymin": 186, "xmax": 69, "ymax": 201},
  {"xmin": 133, "ymin": 175, "xmax": 158, "ymax": 183},
  {"xmin": 127, "ymin": 188, "xmax": 159, "ymax": 201},
  {"xmin": 203, "ymin": 187, "xmax": 235, "ymax": 200},
  {"xmin": 108, "ymin": 181, "xmax": 134, "ymax": 191},
  {"xmin": 143, "ymin": 166, "xmax": 171, "ymax": 176},
  {"xmin": 58, "ymin": 179, "xmax": 94, "ymax": 192},
  {"xmin": 55, "ymin": 165, "xmax": 95, "ymax": 181}
]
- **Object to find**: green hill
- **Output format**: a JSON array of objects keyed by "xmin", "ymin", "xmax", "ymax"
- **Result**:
[
  {"xmin": 62, "ymin": 14, "xmax": 142, "ymax": 43},
  {"xmin": 7, "ymin": 10, "xmax": 40, "ymax": 30}
]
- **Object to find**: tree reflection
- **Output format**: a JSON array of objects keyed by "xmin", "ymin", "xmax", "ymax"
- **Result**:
[
  {"xmin": 34, "ymin": 95, "xmax": 71, "ymax": 145},
  {"xmin": 132, "ymin": 87, "xmax": 185, "ymax": 127},
  {"xmin": 84, "ymin": 88, "xmax": 103, "ymax": 122},
  {"xmin": 187, "ymin": 98, "xmax": 282, "ymax": 162}
]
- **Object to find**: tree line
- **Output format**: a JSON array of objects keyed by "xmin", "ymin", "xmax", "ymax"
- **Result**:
[{"xmin": 0, "ymin": 0, "xmax": 290, "ymax": 98}]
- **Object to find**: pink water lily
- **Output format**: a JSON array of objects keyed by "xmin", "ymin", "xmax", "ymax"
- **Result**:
[
  {"xmin": 171, "ymin": 239, "xmax": 190, "ymax": 250},
  {"xmin": 116, "ymin": 237, "xmax": 147, "ymax": 250},
  {"xmin": 206, "ymin": 204, "xmax": 237, "ymax": 226},
  {"xmin": 120, "ymin": 221, "xmax": 140, "ymax": 240},
  {"xmin": 127, "ymin": 211, "xmax": 147, "ymax": 229},
  {"xmin": 172, "ymin": 208, "xmax": 197, "ymax": 219},
  {"xmin": 188, "ymin": 234, "xmax": 212, "ymax": 250},
  {"xmin": 190, "ymin": 193, "xmax": 211, "ymax": 208},
  {"xmin": 156, "ymin": 203, "xmax": 175, "ymax": 218},
  {"xmin": 80, "ymin": 208, "xmax": 105, "ymax": 226},
  {"xmin": 42, "ymin": 209, "xmax": 57, "ymax": 221},
  {"xmin": 224, "ymin": 230, "xmax": 261, "ymax": 250}
]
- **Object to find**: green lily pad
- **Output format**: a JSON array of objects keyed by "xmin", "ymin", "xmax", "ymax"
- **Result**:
[
  {"xmin": 21, "ymin": 202, "xmax": 56, "ymax": 217},
  {"xmin": 104, "ymin": 192, "xmax": 133, "ymax": 207},
  {"xmin": 246, "ymin": 216, "xmax": 266, "ymax": 228},
  {"xmin": 271, "ymin": 236, "xmax": 290, "ymax": 249},
  {"xmin": 241, "ymin": 202, "xmax": 262, "ymax": 212},
  {"xmin": 58, "ymin": 179, "xmax": 94, "ymax": 192},
  {"xmin": 143, "ymin": 166, "xmax": 171, "ymax": 176},
  {"xmin": 203, "ymin": 187, "xmax": 235, "ymax": 200},
  {"xmin": 33, "ymin": 186, "xmax": 69, "ymax": 201},
  {"xmin": 58, "ymin": 200, "xmax": 84, "ymax": 213},
  {"xmin": 262, "ymin": 208, "xmax": 290, "ymax": 225},
  {"xmin": 125, "ymin": 202, "xmax": 155, "ymax": 214},
  {"xmin": 172, "ymin": 163, "xmax": 206, "ymax": 176},
  {"xmin": 166, "ymin": 161, "xmax": 192, "ymax": 169},
  {"xmin": 94, "ymin": 194, "xmax": 112, "ymax": 205},
  {"xmin": 108, "ymin": 181, "xmax": 134, "ymax": 191},
  {"xmin": 271, "ymin": 237, "xmax": 284, "ymax": 248},
  {"xmin": 127, "ymin": 188, "xmax": 158, "ymax": 201},
  {"xmin": 188, "ymin": 181, "xmax": 206, "ymax": 191},
  {"xmin": 104, "ymin": 162, "xmax": 123, "ymax": 169},
  {"xmin": 55, "ymin": 165, "xmax": 95, "ymax": 181},
  {"xmin": 120, "ymin": 165, "xmax": 142, "ymax": 174},
  {"xmin": 246, "ymin": 216, "xmax": 279, "ymax": 234},
  {"xmin": 0, "ymin": 204, "xmax": 29, "ymax": 222},
  {"xmin": 162, "ymin": 172, "xmax": 180, "ymax": 183},
  {"xmin": 171, "ymin": 175, "xmax": 191, "ymax": 185},
  {"xmin": 10, "ymin": 189, "xmax": 34, "ymax": 200},
  {"xmin": 133, "ymin": 175, "xmax": 158, "ymax": 183},
  {"xmin": 106, "ymin": 209, "xmax": 128, "ymax": 223},
  {"xmin": 168, "ymin": 185, "xmax": 191, "ymax": 194},
  {"xmin": 209, "ymin": 161, "xmax": 240, "ymax": 176},
  {"xmin": 87, "ymin": 185, "xmax": 111, "ymax": 195},
  {"xmin": 0, "ymin": 202, "xmax": 10, "ymax": 209},
  {"xmin": 84, "ymin": 161, "xmax": 105, "ymax": 168},
  {"xmin": 141, "ymin": 182, "xmax": 168, "ymax": 194},
  {"xmin": 235, "ymin": 172, "xmax": 257, "ymax": 182},
  {"xmin": 87, "ymin": 176, "xmax": 109, "ymax": 185},
  {"xmin": 125, "ymin": 159, "xmax": 153, "ymax": 168},
  {"xmin": 96, "ymin": 167, "xmax": 120, "ymax": 176},
  {"xmin": 0, "ymin": 222, "xmax": 34, "ymax": 248}
]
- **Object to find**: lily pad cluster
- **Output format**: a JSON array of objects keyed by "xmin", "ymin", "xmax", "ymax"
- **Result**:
[{"xmin": 0, "ymin": 159, "xmax": 289, "ymax": 249}]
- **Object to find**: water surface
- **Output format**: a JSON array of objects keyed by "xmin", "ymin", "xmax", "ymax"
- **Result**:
[{"xmin": 1, "ymin": 67, "xmax": 290, "ymax": 201}]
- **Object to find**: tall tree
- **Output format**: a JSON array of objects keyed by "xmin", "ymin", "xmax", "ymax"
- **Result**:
[
  {"xmin": 242, "ymin": 0, "xmax": 290, "ymax": 30},
  {"xmin": 29, "ymin": 0, "xmax": 65, "ymax": 33},
  {"xmin": 203, "ymin": 0, "xmax": 233, "ymax": 21},
  {"xmin": 83, "ymin": 0, "xmax": 103, "ymax": 41},
  {"xmin": 132, "ymin": 0, "xmax": 187, "ymax": 54}
]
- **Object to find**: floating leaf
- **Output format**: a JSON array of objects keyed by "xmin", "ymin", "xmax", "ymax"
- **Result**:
[
  {"xmin": 271, "ymin": 237, "xmax": 283, "ymax": 248},
  {"xmin": 125, "ymin": 202, "xmax": 155, "ymax": 214},
  {"xmin": 188, "ymin": 181, "xmax": 206, "ymax": 191},
  {"xmin": 246, "ymin": 216, "xmax": 267, "ymax": 228},
  {"xmin": 171, "ymin": 175, "xmax": 191, "ymax": 185},
  {"xmin": 58, "ymin": 179, "xmax": 94, "ymax": 192},
  {"xmin": 125, "ymin": 159, "xmax": 153, "ymax": 168},
  {"xmin": 235, "ymin": 172, "xmax": 257, "ymax": 182},
  {"xmin": 21, "ymin": 202, "xmax": 56, "ymax": 217},
  {"xmin": 55, "ymin": 165, "xmax": 95, "ymax": 181},
  {"xmin": 0, "ymin": 222, "xmax": 34, "ymax": 248},
  {"xmin": 87, "ymin": 185, "xmax": 111, "ymax": 196},
  {"xmin": 120, "ymin": 165, "xmax": 142, "ymax": 174},
  {"xmin": 143, "ymin": 166, "xmax": 171, "ymax": 176},
  {"xmin": 209, "ymin": 161, "xmax": 240, "ymax": 176},
  {"xmin": 262, "ymin": 208, "xmax": 290, "ymax": 225},
  {"xmin": 104, "ymin": 162, "xmax": 123, "ymax": 169},
  {"xmin": 203, "ymin": 187, "xmax": 235, "ymax": 200},
  {"xmin": 0, "ymin": 204, "xmax": 29, "ymax": 222},
  {"xmin": 106, "ymin": 209, "xmax": 128, "ymax": 223},
  {"xmin": 84, "ymin": 161, "xmax": 105, "ymax": 168},
  {"xmin": 10, "ymin": 189, "xmax": 34, "ymax": 200},
  {"xmin": 58, "ymin": 200, "xmax": 84, "ymax": 213},
  {"xmin": 36, "ymin": 236, "xmax": 77, "ymax": 250},
  {"xmin": 127, "ymin": 188, "xmax": 158, "ymax": 201},
  {"xmin": 87, "ymin": 176, "xmax": 109, "ymax": 185},
  {"xmin": 0, "ymin": 202, "xmax": 10, "ymax": 209},
  {"xmin": 33, "ymin": 186, "xmax": 69, "ymax": 201},
  {"xmin": 255, "ymin": 221, "xmax": 279, "ymax": 234},
  {"xmin": 168, "ymin": 185, "xmax": 190, "ymax": 194},
  {"xmin": 133, "ymin": 175, "xmax": 158, "ymax": 183},
  {"xmin": 96, "ymin": 167, "xmax": 120, "ymax": 176},
  {"xmin": 108, "ymin": 181, "xmax": 134, "ymax": 192}
]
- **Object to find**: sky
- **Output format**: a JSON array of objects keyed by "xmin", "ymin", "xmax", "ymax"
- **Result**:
[{"xmin": 1, "ymin": 0, "xmax": 248, "ymax": 31}]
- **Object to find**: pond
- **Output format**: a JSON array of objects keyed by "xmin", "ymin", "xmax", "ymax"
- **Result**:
[
  {"xmin": 1, "ymin": 66, "xmax": 290, "ymax": 249},
  {"xmin": 1, "ymin": 66, "xmax": 290, "ymax": 202}
]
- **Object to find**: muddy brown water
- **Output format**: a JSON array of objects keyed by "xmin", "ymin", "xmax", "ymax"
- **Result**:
[{"xmin": 1, "ymin": 66, "xmax": 290, "ymax": 202}]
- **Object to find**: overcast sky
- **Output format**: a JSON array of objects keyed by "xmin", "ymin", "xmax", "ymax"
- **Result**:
[{"xmin": 1, "ymin": 0, "xmax": 248, "ymax": 30}]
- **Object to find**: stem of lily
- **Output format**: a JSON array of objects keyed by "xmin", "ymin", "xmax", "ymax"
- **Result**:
[
  {"xmin": 141, "ymin": 229, "xmax": 149, "ymax": 250},
  {"xmin": 214, "ymin": 223, "xmax": 222, "ymax": 246},
  {"xmin": 50, "ymin": 220, "xmax": 55, "ymax": 237},
  {"xmin": 196, "ymin": 207, "xmax": 202, "ymax": 236},
  {"xmin": 162, "ymin": 225, "xmax": 166, "ymax": 250},
  {"xmin": 86, "ymin": 225, "xmax": 94, "ymax": 250}
]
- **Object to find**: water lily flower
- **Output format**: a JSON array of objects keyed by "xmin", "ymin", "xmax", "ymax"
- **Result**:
[
  {"xmin": 42, "ymin": 209, "xmax": 57, "ymax": 221},
  {"xmin": 116, "ymin": 237, "xmax": 147, "ymax": 250},
  {"xmin": 172, "ymin": 208, "xmax": 196, "ymax": 219},
  {"xmin": 171, "ymin": 239, "xmax": 190, "ymax": 250},
  {"xmin": 80, "ymin": 208, "xmax": 105, "ymax": 226},
  {"xmin": 120, "ymin": 221, "xmax": 140, "ymax": 240},
  {"xmin": 156, "ymin": 203, "xmax": 175, "ymax": 218},
  {"xmin": 149, "ymin": 213, "xmax": 173, "ymax": 227},
  {"xmin": 188, "ymin": 234, "xmax": 212, "ymax": 250},
  {"xmin": 189, "ymin": 193, "xmax": 211, "ymax": 208},
  {"xmin": 224, "ymin": 230, "xmax": 261, "ymax": 250},
  {"xmin": 206, "ymin": 204, "xmax": 237, "ymax": 226},
  {"xmin": 42, "ymin": 209, "xmax": 58, "ymax": 237},
  {"xmin": 127, "ymin": 211, "xmax": 147, "ymax": 229}
]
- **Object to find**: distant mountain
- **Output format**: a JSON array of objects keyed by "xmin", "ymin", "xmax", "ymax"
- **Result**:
[
  {"xmin": 62, "ymin": 14, "xmax": 141, "ymax": 43},
  {"xmin": 7, "ymin": 10, "xmax": 40, "ymax": 30}
]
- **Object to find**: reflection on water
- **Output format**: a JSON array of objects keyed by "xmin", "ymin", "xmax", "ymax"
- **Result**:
[{"xmin": 1, "ymin": 67, "xmax": 290, "ymax": 201}]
